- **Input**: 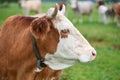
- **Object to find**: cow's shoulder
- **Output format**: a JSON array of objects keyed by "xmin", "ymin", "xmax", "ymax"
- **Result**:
[
  {"xmin": 1, "ymin": 15, "xmax": 37, "ymax": 33},
  {"xmin": 3, "ymin": 15, "xmax": 37, "ymax": 27}
]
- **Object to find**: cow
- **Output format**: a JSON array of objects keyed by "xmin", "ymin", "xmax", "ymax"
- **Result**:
[
  {"xmin": 70, "ymin": 0, "xmax": 94, "ymax": 23},
  {"xmin": 113, "ymin": 3, "xmax": 120, "ymax": 27},
  {"xmin": 18, "ymin": 0, "xmax": 41, "ymax": 16},
  {"xmin": 96, "ymin": 0, "xmax": 115, "ymax": 24},
  {"xmin": 105, "ymin": 7, "xmax": 115, "ymax": 18},
  {"xmin": 0, "ymin": 4, "xmax": 96, "ymax": 80}
]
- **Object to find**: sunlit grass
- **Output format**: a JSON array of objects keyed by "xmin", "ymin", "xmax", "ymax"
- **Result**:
[{"xmin": 0, "ymin": 2, "xmax": 120, "ymax": 80}]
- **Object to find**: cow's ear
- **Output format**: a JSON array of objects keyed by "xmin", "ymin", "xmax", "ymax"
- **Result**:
[
  {"xmin": 46, "ymin": 4, "xmax": 58, "ymax": 19},
  {"xmin": 60, "ymin": 4, "xmax": 66, "ymax": 15},
  {"xmin": 30, "ymin": 18, "xmax": 50, "ymax": 40}
]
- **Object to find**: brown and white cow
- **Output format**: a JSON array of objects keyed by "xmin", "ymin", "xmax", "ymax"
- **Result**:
[
  {"xmin": 96, "ymin": 0, "xmax": 115, "ymax": 24},
  {"xmin": 114, "ymin": 3, "xmax": 120, "ymax": 27},
  {"xmin": 0, "ymin": 4, "xmax": 96, "ymax": 80}
]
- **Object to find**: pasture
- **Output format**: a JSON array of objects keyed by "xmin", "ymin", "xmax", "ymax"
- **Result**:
[{"xmin": 0, "ymin": 2, "xmax": 120, "ymax": 80}]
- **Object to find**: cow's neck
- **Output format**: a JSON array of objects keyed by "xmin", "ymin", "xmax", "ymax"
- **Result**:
[
  {"xmin": 22, "ymin": 24, "xmax": 62, "ymax": 79},
  {"xmin": 7, "ymin": 28, "xmax": 47, "ymax": 73},
  {"xmin": 30, "ymin": 32, "xmax": 47, "ymax": 72}
]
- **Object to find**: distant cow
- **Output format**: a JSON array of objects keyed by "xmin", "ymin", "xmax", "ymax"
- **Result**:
[
  {"xmin": 96, "ymin": 0, "xmax": 115, "ymax": 24},
  {"xmin": 70, "ymin": 0, "xmax": 94, "ymax": 23},
  {"xmin": 105, "ymin": 7, "xmax": 115, "ymax": 18},
  {"xmin": 0, "ymin": 4, "xmax": 96, "ymax": 80},
  {"xmin": 114, "ymin": 3, "xmax": 120, "ymax": 27},
  {"xmin": 19, "ymin": 0, "xmax": 41, "ymax": 15}
]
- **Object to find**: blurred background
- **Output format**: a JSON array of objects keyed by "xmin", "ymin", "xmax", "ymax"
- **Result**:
[{"xmin": 0, "ymin": 0, "xmax": 120, "ymax": 80}]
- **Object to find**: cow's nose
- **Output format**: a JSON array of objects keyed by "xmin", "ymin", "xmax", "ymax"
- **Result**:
[{"xmin": 92, "ymin": 50, "xmax": 96, "ymax": 56}]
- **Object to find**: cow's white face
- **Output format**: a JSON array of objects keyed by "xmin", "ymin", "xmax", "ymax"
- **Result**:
[{"xmin": 44, "ymin": 5, "xmax": 96, "ymax": 70}]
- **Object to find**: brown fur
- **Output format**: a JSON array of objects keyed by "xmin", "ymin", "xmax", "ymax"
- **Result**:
[
  {"xmin": 0, "ymin": 27, "xmax": 1, "ymax": 36},
  {"xmin": 114, "ymin": 3, "xmax": 120, "ymax": 26},
  {"xmin": 114, "ymin": 3, "xmax": 120, "ymax": 15},
  {"xmin": 0, "ymin": 15, "xmax": 62, "ymax": 80}
]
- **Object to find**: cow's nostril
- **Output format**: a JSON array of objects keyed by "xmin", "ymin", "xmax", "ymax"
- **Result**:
[{"xmin": 92, "ymin": 51, "xmax": 96, "ymax": 56}]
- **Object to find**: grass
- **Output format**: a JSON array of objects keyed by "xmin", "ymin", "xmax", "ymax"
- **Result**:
[{"xmin": 0, "ymin": 2, "xmax": 120, "ymax": 80}]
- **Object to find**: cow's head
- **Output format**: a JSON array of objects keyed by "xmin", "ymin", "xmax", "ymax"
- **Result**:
[
  {"xmin": 43, "ymin": 4, "xmax": 97, "ymax": 70},
  {"xmin": 96, "ymin": 0, "xmax": 104, "ymax": 8}
]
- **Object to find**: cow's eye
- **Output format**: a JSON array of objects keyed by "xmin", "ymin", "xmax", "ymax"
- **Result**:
[{"xmin": 60, "ymin": 29, "xmax": 70, "ymax": 38}]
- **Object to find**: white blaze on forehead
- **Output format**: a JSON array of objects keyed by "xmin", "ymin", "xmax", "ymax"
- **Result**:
[{"xmin": 45, "ymin": 7, "xmax": 96, "ymax": 70}]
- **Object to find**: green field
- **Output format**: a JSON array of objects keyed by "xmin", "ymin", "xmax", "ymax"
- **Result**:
[{"xmin": 0, "ymin": 2, "xmax": 120, "ymax": 80}]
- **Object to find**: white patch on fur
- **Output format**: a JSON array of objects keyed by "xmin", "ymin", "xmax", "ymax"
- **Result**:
[
  {"xmin": 51, "ymin": 77, "xmax": 55, "ymax": 80},
  {"xmin": 45, "ymin": 7, "xmax": 96, "ymax": 70},
  {"xmin": 34, "ymin": 67, "xmax": 43, "ymax": 72}
]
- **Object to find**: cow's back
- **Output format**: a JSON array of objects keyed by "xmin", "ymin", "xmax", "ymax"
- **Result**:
[
  {"xmin": 0, "ymin": 15, "xmax": 35, "ymax": 35},
  {"xmin": 0, "ymin": 15, "xmax": 35, "ymax": 58},
  {"xmin": 0, "ymin": 15, "xmax": 36, "ymax": 79}
]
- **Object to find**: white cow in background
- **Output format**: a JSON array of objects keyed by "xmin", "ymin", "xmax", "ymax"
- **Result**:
[
  {"xmin": 19, "ymin": 0, "xmax": 41, "ymax": 16},
  {"xmin": 70, "ymin": 0, "xmax": 94, "ymax": 23}
]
